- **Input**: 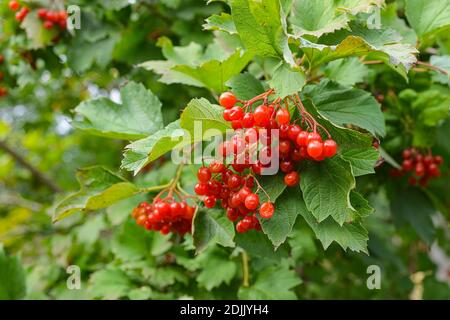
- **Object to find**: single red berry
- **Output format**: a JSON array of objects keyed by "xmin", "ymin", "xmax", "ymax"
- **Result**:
[
  {"xmin": 9, "ymin": 0, "xmax": 20, "ymax": 11},
  {"xmin": 245, "ymin": 176, "xmax": 255, "ymax": 188},
  {"xmin": 194, "ymin": 182, "xmax": 208, "ymax": 195},
  {"xmin": 284, "ymin": 171, "xmax": 300, "ymax": 187},
  {"xmin": 427, "ymin": 163, "xmax": 441, "ymax": 177},
  {"xmin": 307, "ymin": 140, "xmax": 324, "ymax": 158},
  {"xmin": 275, "ymin": 108, "xmax": 290, "ymax": 125},
  {"xmin": 434, "ymin": 155, "xmax": 444, "ymax": 165},
  {"xmin": 296, "ymin": 131, "xmax": 308, "ymax": 147},
  {"xmin": 279, "ymin": 124, "xmax": 289, "ymax": 139},
  {"xmin": 307, "ymin": 132, "xmax": 322, "ymax": 144},
  {"xmin": 242, "ymin": 113, "xmax": 255, "ymax": 128},
  {"xmin": 226, "ymin": 208, "xmax": 239, "ymax": 222},
  {"xmin": 227, "ymin": 174, "xmax": 242, "ymax": 190},
  {"xmin": 160, "ymin": 225, "xmax": 170, "ymax": 235},
  {"xmin": 219, "ymin": 92, "xmax": 237, "ymax": 109},
  {"xmin": 231, "ymin": 120, "xmax": 243, "ymax": 130},
  {"xmin": 197, "ymin": 166, "xmax": 212, "ymax": 183},
  {"xmin": 279, "ymin": 139, "xmax": 291, "ymax": 154},
  {"xmin": 38, "ymin": 8, "xmax": 47, "ymax": 19},
  {"xmin": 236, "ymin": 220, "xmax": 249, "ymax": 233},
  {"xmin": 280, "ymin": 160, "xmax": 294, "ymax": 173},
  {"xmin": 259, "ymin": 201, "xmax": 275, "ymax": 218},
  {"xmin": 229, "ymin": 106, "xmax": 244, "ymax": 121},
  {"xmin": 223, "ymin": 109, "xmax": 232, "ymax": 121},
  {"xmin": 415, "ymin": 162, "xmax": 425, "ymax": 177},
  {"xmin": 244, "ymin": 193, "xmax": 259, "ymax": 210},
  {"xmin": 323, "ymin": 139, "xmax": 337, "ymax": 158},
  {"xmin": 207, "ymin": 180, "xmax": 222, "ymax": 196},
  {"xmin": 423, "ymin": 155, "xmax": 434, "ymax": 166},
  {"xmin": 290, "ymin": 148, "xmax": 302, "ymax": 162},
  {"xmin": 253, "ymin": 105, "xmax": 270, "ymax": 127},
  {"xmin": 209, "ymin": 161, "xmax": 225, "ymax": 173},
  {"xmin": 204, "ymin": 196, "xmax": 216, "ymax": 208},
  {"xmin": 44, "ymin": 20, "xmax": 54, "ymax": 29},
  {"xmin": 402, "ymin": 159, "xmax": 413, "ymax": 171},
  {"xmin": 402, "ymin": 149, "xmax": 412, "ymax": 159},
  {"xmin": 288, "ymin": 124, "xmax": 301, "ymax": 141}
]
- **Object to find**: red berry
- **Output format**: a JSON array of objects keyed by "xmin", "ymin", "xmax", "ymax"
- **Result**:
[
  {"xmin": 275, "ymin": 108, "xmax": 290, "ymax": 125},
  {"xmin": 415, "ymin": 162, "xmax": 425, "ymax": 177},
  {"xmin": 307, "ymin": 132, "xmax": 322, "ymax": 144},
  {"xmin": 323, "ymin": 139, "xmax": 337, "ymax": 158},
  {"xmin": 279, "ymin": 139, "xmax": 291, "ymax": 154},
  {"xmin": 423, "ymin": 155, "xmax": 434, "ymax": 166},
  {"xmin": 288, "ymin": 124, "xmax": 301, "ymax": 141},
  {"xmin": 219, "ymin": 92, "xmax": 237, "ymax": 109},
  {"xmin": 402, "ymin": 159, "xmax": 413, "ymax": 171},
  {"xmin": 197, "ymin": 166, "xmax": 212, "ymax": 183},
  {"xmin": 9, "ymin": 0, "xmax": 20, "ymax": 11},
  {"xmin": 207, "ymin": 180, "xmax": 222, "ymax": 196},
  {"xmin": 280, "ymin": 160, "xmax": 294, "ymax": 173},
  {"xmin": 402, "ymin": 149, "xmax": 412, "ymax": 159},
  {"xmin": 223, "ymin": 109, "xmax": 232, "ymax": 121},
  {"xmin": 307, "ymin": 140, "xmax": 324, "ymax": 158},
  {"xmin": 279, "ymin": 124, "xmax": 289, "ymax": 139},
  {"xmin": 238, "ymin": 187, "xmax": 252, "ymax": 203},
  {"xmin": 227, "ymin": 174, "xmax": 242, "ymax": 190},
  {"xmin": 204, "ymin": 196, "xmax": 216, "ymax": 208},
  {"xmin": 244, "ymin": 193, "xmax": 259, "ymax": 210},
  {"xmin": 38, "ymin": 8, "xmax": 47, "ymax": 19},
  {"xmin": 236, "ymin": 219, "xmax": 249, "ymax": 233},
  {"xmin": 284, "ymin": 171, "xmax": 300, "ymax": 187},
  {"xmin": 15, "ymin": 7, "xmax": 29, "ymax": 22},
  {"xmin": 253, "ymin": 105, "xmax": 270, "ymax": 127},
  {"xmin": 434, "ymin": 155, "xmax": 444, "ymax": 165},
  {"xmin": 229, "ymin": 106, "xmax": 244, "ymax": 121},
  {"xmin": 226, "ymin": 208, "xmax": 239, "ymax": 222},
  {"xmin": 194, "ymin": 182, "xmax": 208, "ymax": 195},
  {"xmin": 296, "ymin": 131, "xmax": 308, "ymax": 147},
  {"xmin": 242, "ymin": 113, "xmax": 255, "ymax": 128},
  {"xmin": 427, "ymin": 163, "xmax": 441, "ymax": 177},
  {"xmin": 44, "ymin": 20, "xmax": 54, "ymax": 29},
  {"xmin": 259, "ymin": 202, "xmax": 274, "ymax": 218}
]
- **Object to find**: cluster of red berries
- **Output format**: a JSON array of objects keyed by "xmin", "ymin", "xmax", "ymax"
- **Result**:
[
  {"xmin": 9, "ymin": 1, "xmax": 29, "ymax": 22},
  {"xmin": 37, "ymin": 8, "xmax": 67, "ymax": 30},
  {"xmin": 194, "ymin": 91, "xmax": 338, "ymax": 233},
  {"xmin": 131, "ymin": 198, "xmax": 196, "ymax": 235},
  {"xmin": 219, "ymin": 91, "xmax": 338, "ymax": 186},
  {"xmin": 195, "ymin": 163, "xmax": 272, "ymax": 233},
  {"xmin": 0, "ymin": 55, "xmax": 7, "ymax": 98},
  {"xmin": 390, "ymin": 148, "xmax": 444, "ymax": 187},
  {"xmin": 8, "ymin": 1, "xmax": 67, "ymax": 30}
]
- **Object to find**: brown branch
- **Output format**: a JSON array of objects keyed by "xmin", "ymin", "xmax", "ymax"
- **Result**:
[
  {"xmin": 0, "ymin": 140, "xmax": 62, "ymax": 193},
  {"xmin": 416, "ymin": 61, "xmax": 449, "ymax": 75}
]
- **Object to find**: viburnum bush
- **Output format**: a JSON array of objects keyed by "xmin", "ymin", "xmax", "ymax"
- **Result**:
[{"xmin": 1, "ymin": 0, "xmax": 450, "ymax": 300}]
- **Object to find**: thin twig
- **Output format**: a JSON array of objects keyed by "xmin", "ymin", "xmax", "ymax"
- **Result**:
[{"xmin": 0, "ymin": 140, "xmax": 62, "ymax": 193}]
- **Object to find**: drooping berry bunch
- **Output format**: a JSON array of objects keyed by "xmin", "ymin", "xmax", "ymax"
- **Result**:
[
  {"xmin": 220, "ymin": 90, "xmax": 338, "ymax": 186},
  {"xmin": 195, "ymin": 90, "xmax": 338, "ymax": 233},
  {"xmin": 195, "ymin": 163, "xmax": 271, "ymax": 233},
  {"xmin": 391, "ymin": 148, "xmax": 444, "ymax": 186},
  {"xmin": 38, "ymin": 8, "xmax": 67, "ymax": 30},
  {"xmin": 8, "ymin": 1, "xmax": 29, "ymax": 22},
  {"xmin": 131, "ymin": 198, "xmax": 196, "ymax": 236}
]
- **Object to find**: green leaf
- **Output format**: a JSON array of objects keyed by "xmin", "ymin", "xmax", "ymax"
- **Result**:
[
  {"xmin": 324, "ymin": 57, "xmax": 369, "ymax": 86},
  {"xmin": 288, "ymin": 227, "xmax": 318, "ymax": 262},
  {"xmin": 235, "ymin": 231, "xmax": 289, "ymax": 261},
  {"xmin": 195, "ymin": 248, "xmax": 237, "ymax": 290},
  {"xmin": 73, "ymin": 82, "xmax": 164, "ymax": 140},
  {"xmin": 0, "ymin": 245, "xmax": 26, "ymax": 300},
  {"xmin": 193, "ymin": 209, "xmax": 236, "ymax": 253},
  {"xmin": 381, "ymin": 2, "xmax": 417, "ymax": 45},
  {"xmin": 112, "ymin": 220, "xmax": 172, "ymax": 261},
  {"xmin": 259, "ymin": 187, "xmax": 302, "ymax": 248},
  {"xmin": 256, "ymin": 173, "xmax": 287, "ymax": 203},
  {"xmin": 391, "ymin": 188, "xmax": 436, "ymax": 244},
  {"xmin": 231, "ymin": 0, "xmax": 294, "ymax": 64},
  {"xmin": 122, "ymin": 98, "xmax": 230, "ymax": 174},
  {"xmin": 303, "ymin": 79, "xmax": 386, "ymax": 137},
  {"xmin": 172, "ymin": 49, "xmax": 253, "ymax": 92},
  {"xmin": 405, "ymin": 0, "xmax": 450, "ymax": 39},
  {"xmin": 268, "ymin": 62, "xmax": 306, "ymax": 98},
  {"xmin": 300, "ymin": 22, "xmax": 418, "ymax": 78},
  {"xmin": 289, "ymin": 0, "xmax": 383, "ymax": 38},
  {"xmin": 300, "ymin": 157, "xmax": 356, "ymax": 225},
  {"xmin": 89, "ymin": 268, "xmax": 132, "ymax": 299},
  {"xmin": 430, "ymin": 55, "xmax": 450, "ymax": 86},
  {"xmin": 238, "ymin": 265, "xmax": 301, "ymax": 299},
  {"xmin": 340, "ymin": 147, "xmax": 380, "ymax": 176},
  {"xmin": 226, "ymin": 73, "xmax": 265, "ymax": 100},
  {"xmin": 53, "ymin": 166, "xmax": 139, "ymax": 222},
  {"xmin": 121, "ymin": 120, "xmax": 188, "ymax": 175},
  {"xmin": 299, "ymin": 205, "xmax": 369, "ymax": 253},
  {"xmin": 180, "ymin": 98, "xmax": 232, "ymax": 135},
  {"xmin": 203, "ymin": 13, "xmax": 237, "ymax": 34},
  {"xmin": 350, "ymin": 191, "xmax": 374, "ymax": 218}
]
